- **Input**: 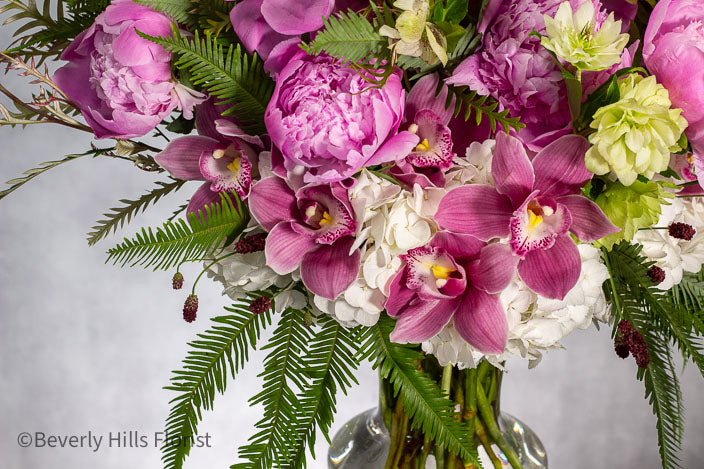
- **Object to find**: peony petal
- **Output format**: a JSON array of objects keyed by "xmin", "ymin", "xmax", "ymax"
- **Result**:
[
  {"xmin": 230, "ymin": 0, "xmax": 290, "ymax": 59},
  {"xmin": 300, "ymin": 236, "xmax": 361, "ymax": 299},
  {"xmin": 261, "ymin": 0, "xmax": 334, "ymax": 35},
  {"xmin": 532, "ymin": 135, "xmax": 592, "ymax": 197},
  {"xmin": 559, "ymin": 195, "xmax": 620, "ymax": 241},
  {"xmin": 154, "ymin": 136, "xmax": 217, "ymax": 180},
  {"xmin": 492, "ymin": 132, "xmax": 535, "ymax": 206},
  {"xmin": 389, "ymin": 298, "xmax": 458, "ymax": 344},
  {"xmin": 265, "ymin": 222, "xmax": 317, "ymax": 274},
  {"xmin": 429, "ymin": 231, "xmax": 484, "ymax": 260},
  {"xmin": 518, "ymin": 235, "xmax": 581, "ymax": 300},
  {"xmin": 248, "ymin": 176, "xmax": 297, "ymax": 230},
  {"xmin": 467, "ymin": 244, "xmax": 518, "ymax": 294},
  {"xmin": 435, "ymin": 185, "xmax": 513, "ymax": 240},
  {"xmin": 454, "ymin": 287, "xmax": 507, "ymax": 354}
]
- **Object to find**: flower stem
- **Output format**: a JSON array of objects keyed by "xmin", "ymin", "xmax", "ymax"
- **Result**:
[
  {"xmin": 435, "ymin": 364, "xmax": 454, "ymax": 468},
  {"xmin": 477, "ymin": 380, "xmax": 523, "ymax": 469},
  {"xmin": 474, "ymin": 417, "xmax": 502, "ymax": 469}
]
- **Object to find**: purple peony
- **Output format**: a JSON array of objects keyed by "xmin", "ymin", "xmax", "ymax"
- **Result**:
[
  {"xmin": 644, "ymin": 0, "xmax": 704, "ymax": 158},
  {"xmin": 53, "ymin": 0, "xmax": 202, "ymax": 139},
  {"xmin": 447, "ymin": 0, "xmax": 634, "ymax": 151},
  {"xmin": 265, "ymin": 55, "xmax": 419, "ymax": 183}
]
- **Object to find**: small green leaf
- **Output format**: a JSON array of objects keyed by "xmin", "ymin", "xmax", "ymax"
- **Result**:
[{"xmin": 431, "ymin": 0, "xmax": 469, "ymax": 24}]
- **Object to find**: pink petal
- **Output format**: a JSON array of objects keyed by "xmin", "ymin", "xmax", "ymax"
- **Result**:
[
  {"xmin": 365, "ymin": 131, "xmax": 420, "ymax": 166},
  {"xmin": 559, "ymin": 195, "xmax": 620, "ymax": 242},
  {"xmin": 467, "ymin": 244, "xmax": 518, "ymax": 294},
  {"xmin": 385, "ymin": 269, "xmax": 415, "ymax": 317},
  {"xmin": 186, "ymin": 182, "xmax": 224, "ymax": 220},
  {"xmin": 261, "ymin": 0, "xmax": 334, "ymax": 35},
  {"xmin": 532, "ymin": 135, "xmax": 592, "ymax": 197},
  {"xmin": 429, "ymin": 231, "xmax": 484, "ymax": 260},
  {"xmin": 154, "ymin": 136, "xmax": 217, "ymax": 180},
  {"xmin": 454, "ymin": 287, "xmax": 508, "ymax": 354},
  {"xmin": 518, "ymin": 235, "xmax": 581, "ymax": 300},
  {"xmin": 389, "ymin": 299, "xmax": 458, "ymax": 344},
  {"xmin": 300, "ymin": 236, "xmax": 361, "ymax": 299},
  {"xmin": 435, "ymin": 186, "xmax": 513, "ymax": 240},
  {"xmin": 405, "ymin": 74, "xmax": 454, "ymax": 125},
  {"xmin": 248, "ymin": 176, "xmax": 297, "ymax": 230},
  {"xmin": 492, "ymin": 132, "xmax": 535, "ymax": 206},
  {"xmin": 265, "ymin": 221, "xmax": 317, "ymax": 274},
  {"xmin": 230, "ymin": 0, "xmax": 290, "ymax": 59}
]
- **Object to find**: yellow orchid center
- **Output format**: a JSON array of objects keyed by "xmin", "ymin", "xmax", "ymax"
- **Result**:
[
  {"xmin": 527, "ymin": 201, "xmax": 554, "ymax": 230},
  {"xmin": 212, "ymin": 149, "xmax": 226, "ymax": 159},
  {"xmin": 227, "ymin": 157, "xmax": 241, "ymax": 174},
  {"xmin": 528, "ymin": 209, "xmax": 543, "ymax": 229},
  {"xmin": 415, "ymin": 138, "xmax": 430, "ymax": 152},
  {"xmin": 318, "ymin": 211, "xmax": 333, "ymax": 226},
  {"xmin": 431, "ymin": 264, "xmax": 455, "ymax": 280}
]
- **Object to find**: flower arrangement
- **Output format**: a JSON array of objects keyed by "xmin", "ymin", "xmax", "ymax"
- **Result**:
[{"xmin": 2, "ymin": 0, "xmax": 704, "ymax": 468}]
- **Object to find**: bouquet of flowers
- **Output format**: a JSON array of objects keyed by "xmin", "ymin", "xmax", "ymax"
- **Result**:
[{"xmin": 2, "ymin": 0, "xmax": 704, "ymax": 467}]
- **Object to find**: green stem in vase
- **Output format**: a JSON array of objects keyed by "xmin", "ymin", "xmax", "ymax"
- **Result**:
[
  {"xmin": 465, "ymin": 368, "xmax": 478, "ymax": 438},
  {"xmin": 474, "ymin": 417, "xmax": 503, "ymax": 469},
  {"xmin": 477, "ymin": 379, "xmax": 523, "ymax": 469},
  {"xmin": 385, "ymin": 398, "xmax": 404, "ymax": 469},
  {"xmin": 436, "ymin": 364, "xmax": 454, "ymax": 468}
]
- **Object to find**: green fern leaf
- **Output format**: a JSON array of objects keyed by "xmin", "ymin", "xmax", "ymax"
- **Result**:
[
  {"xmin": 137, "ymin": 24, "xmax": 274, "ymax": 135},
  {"xmin": 303, "ymin": 10, "xmax": 387, "ymax": 64},
  {"xmin": 446, "ymin": 85, "xmax": 525, "ymax": 134},
  {"xmin": 233, "ymin": 307, "xmax": 316, "ymax": 469},
  {"xmin": 87, "ymin": 178, "xmax": 186, "ymax": 246},
  {"xmin": 289, "ymin": 316, "xmax": 363, "ymax": 467},
  {"xmin": 106, "ymin": 192, "xmax": 249, "ymax": 270},
  {"xmin": 133, "ymin": 0, "xmax": 194, "ymax": 25},
  {"xmin": 358, "ymin": 315, "xmax": 479, "ymax": 465},
  {"xmin": 162, "ymin": 299, "xmax": 272, "ymax": 469}
]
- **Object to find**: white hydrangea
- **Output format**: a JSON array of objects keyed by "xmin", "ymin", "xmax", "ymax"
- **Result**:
[
  {"xmin": 207, "ymin": 242, "xmax": 306, "ymax": 310},
  {"xmin": 445, "ymin": 139, "xmax": 495, "ymax": 189},
  {"xmin": 422, "ymin": 245, "xmax": 610, "ymax": 369}
]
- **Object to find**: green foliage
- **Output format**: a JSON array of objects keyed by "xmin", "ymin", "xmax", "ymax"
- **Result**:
[
  {"xmin": 135, "ymin": 0, "xmax": 232, "ymax": 34},
  {"xmin": 289, "ymin": 315, "xmax": 363, "ymax": 467},
  {"xmin": 431, "ymin": 0, "xmax": 468, "ymax": 24},
  {"xmin": 233, "ymin": 307, "xmax": 315, "ymax": 469},
  {"xmin": 303, "ymin": 9, "xmax": 387, "ymax": 64},
  {"xmin": 0, "ymin": 148, "xmax": 103, "ymax": 200},
  {"xmin": 399, "ymin": 25, "xmax": 480, "ymax": 78},
  {"xmin": 602, "ymin": 242, "xmax": 697, "ymax": 469},
  {"xmin": 87, "ymin": 178, "xmax": 186, "ymax": 246},
  {"xmin": 445, "ymin": 85, "xmax": 525, "ymax": 134},
  {"xmin": 138, "ymin": 24, "xmax": 274, "ymax": 135},
  {"xmin": 106, "ymin": 192, "xmax": 249, "ymax": 271},
  {"xmin": 162, "ymin": 299, "xmax": 272, "ymax": 469},
  {"xmin": 134, "ymin": 0, "xmax": 192, "ymax": 24},
  {"xmin": 358, "ymin": 316, "xmax": 480, "ymax": 465}
]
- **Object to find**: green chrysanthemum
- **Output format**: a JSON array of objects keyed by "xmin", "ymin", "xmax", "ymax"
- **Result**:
[
  {"xmin": 541, "ymin": 1, "xmax": 629, "ymax": 71},
  {"xmin": 593, "ymin": 178, "xmax": 674, "ymax": 249},
  {"xmin": 585, "ymin": 74, "xmax": 688, "ymax": 187}
]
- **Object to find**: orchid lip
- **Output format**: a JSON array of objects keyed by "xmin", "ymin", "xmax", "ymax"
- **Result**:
[
  {"xmin": 509, "ymin": 192, "xmax": 571, "ymax": 257},
  {"xmin": 199, "ymin": 143, "xmax": 252, "ymax": 197},
  {"xmin": 401, "ymin": 245, "xmax": 467, "ymax": 299}
]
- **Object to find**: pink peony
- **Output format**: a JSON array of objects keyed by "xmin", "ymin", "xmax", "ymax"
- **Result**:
[
  {"xmin": 53, "ymin": 0, "xmax": 201, "ymax": 139},
  {"xmin": 447, "ymin": 0, "xmax": 634, "ymax": 151},
  {"xmin": 644, "ymin": 0, "xmax": 704, "ymax": 175},
  {"xmin": 265, "ymin": 55, "xmax": 419, "ymax": 183}
]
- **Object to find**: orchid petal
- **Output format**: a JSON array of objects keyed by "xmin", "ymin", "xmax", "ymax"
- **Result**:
[
  {"xmin": 532, "ymin": 135, "xmax": 592, "ymax": 197},
  {"xmin": 429, "ymin": 231, "xmax": 484, "ymax": 260},
  {"xmin": 454, "ymin": 287, "xmax": 508, "ymax": 354},
  {"xmin": 467, "ymin": 244, "xmax": 518, "ymax": 294},
  {"xmin": 261, "ymin": 0, "xmax": 334, "ymax": 35},
  {"xmin": 389, "ymin": 299, "xmax": 457, "ymax": 344},
  {"xmin": 385, "ymin": 269, "xmax": 415, "ymax": 317},
  {"xmin": 559, "ymin": 195, "xmax": 620, "ymax": 241},
  {"xmin": 301, "ymin": 236, "xmax": 361, "ymax": 300},
  {"xmin": 405, "ymin": 74, "xmax": 454, "ymax": 124},
  {"xmin": 249, "ymin": 176, "xmax": 297, "ymax": 231},
  {"xmin": 186, "ymin": 182, "xmax": 223, "ymax": 219},
  {"xmin": 492, "ymin": 132, "xmax": 535, "ymax": 206},
  {"xmin": 365, "ymin": 131, "xmax": 420, "ymax": 166},
  {"xmin": 435, "ymin": 185, "xmax": 513, "ymax": 240},
  {"xmin": 154, "ymin": 136, "xmax": 217, "ymax": 180},
  {"xmin": 518, "ymin": 235, "xmax": 581, "ymax": 300},
  {"xmin": 265, "ymin": 221, "xmax": 317, "ymax": 274}
]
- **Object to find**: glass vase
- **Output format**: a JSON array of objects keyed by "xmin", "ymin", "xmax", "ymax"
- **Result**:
[{"xmin": 328, "ymin": 357, "xmax": 548, "ymax": 469}]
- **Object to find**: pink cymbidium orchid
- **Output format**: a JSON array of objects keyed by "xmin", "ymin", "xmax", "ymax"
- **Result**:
[
  {"xmin": 391, "ymin": 74, "xmax": 456, "ymax": 189},
  {"xmin": 435, "ymin": 133, "xmax": 619, "ymax": 300},
  {"xmin": 385, "ymin": 231, "xmax": 518, "ymax": 354},
  {"xmin": 248, "ymin": 176, "xmax": 361, "ymax": 299},
  {"xmin": 155, "ymin": 105, "xmax": 262, "ymax": 215}
]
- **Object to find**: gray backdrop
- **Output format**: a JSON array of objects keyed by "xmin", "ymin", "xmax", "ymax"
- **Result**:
[{"xmin": 1, "ymin": 21, "xmax": 703, "ymax": 469}]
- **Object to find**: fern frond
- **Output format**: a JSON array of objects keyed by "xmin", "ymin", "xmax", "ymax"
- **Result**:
[
  {"xmin": 137, "ymin": 24, "xmax": 273, "ymax": 135},
  {"xmin": 106, "ymin": 192, "xmax": 249, "ymax": 271},
  {"xmin": 87, "ymin": 178, "xmax": 186, "ymax": 246},
  {"xmin": 234, "ymin": 308, "xmax": 315, "ymax": 469},
  {"xmin": 445, "ymin": 85, "xmax": 524, "ymax": 133},
  {"xmin": 358, "ymin": 316, "xmax": 479, "ymax": 465},
  {"xmin": 0, "ymin": 148, "xmax": 100, "ymax": 200},
  {"xmin": 289, "ymin": 316, "xmax": 363, "ymax": 467},
  {"xmin": 162, "ymin": 299, "xmax": 272, "ymax": 469},
  {"xmin": 134, "ymin": 0, "xmax": 193, "ymax": 25},
  {"xmin": 303, "ymin": 10, "xmax": 387, "ymax": 64}
]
